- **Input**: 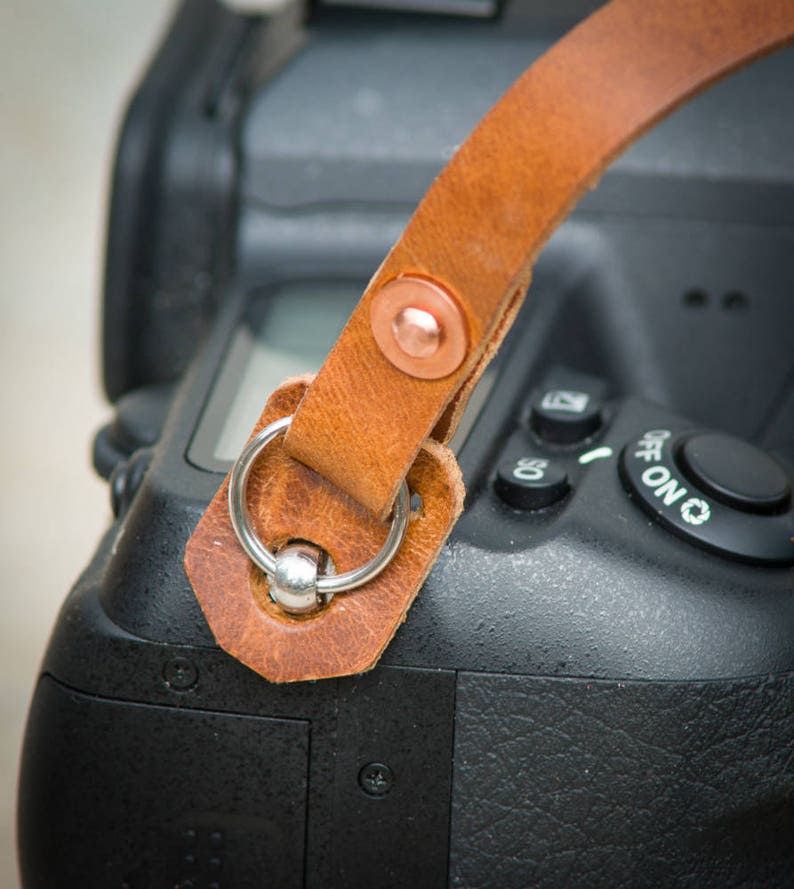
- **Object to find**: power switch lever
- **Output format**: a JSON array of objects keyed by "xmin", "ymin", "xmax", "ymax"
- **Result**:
[{"xmin": 620, "ymin": 428, "xmax": 794, "ymax": 566}]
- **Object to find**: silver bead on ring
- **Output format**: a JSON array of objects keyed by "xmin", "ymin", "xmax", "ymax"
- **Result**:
[
  {"xmin": 271, "ymin": 542, "xmax": 327, "ymax": 615},
  {"xmin": 227, "ymin": 415, "xmax": 410, "ymax": 603}
]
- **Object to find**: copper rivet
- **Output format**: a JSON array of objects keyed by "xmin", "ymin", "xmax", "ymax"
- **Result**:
[
  {"xmin": 370, "ymin": 276, "xmax": 468, "ymax": 379},
  {"xmin": 392, "ymin": 307, "xmax": 441, "ymax": 359}
]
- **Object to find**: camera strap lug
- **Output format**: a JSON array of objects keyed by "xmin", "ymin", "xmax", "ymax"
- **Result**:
[{"xmin": 186, "ymin": 0, "xmax": 794, "ymax": 682}]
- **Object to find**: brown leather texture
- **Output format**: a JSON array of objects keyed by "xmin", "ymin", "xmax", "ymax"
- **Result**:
[
  {"xmin": 184, "ymin": 379, "xmax": 464, "ymax": 683},
  {"xmin": 283, "ymin": 0, "xmax": 794, "ymax": 521}
]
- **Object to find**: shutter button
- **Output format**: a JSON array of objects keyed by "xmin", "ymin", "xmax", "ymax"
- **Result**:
[{"xmin": 678, "ymin": 433, "xmax": 790, "ymax": 514}]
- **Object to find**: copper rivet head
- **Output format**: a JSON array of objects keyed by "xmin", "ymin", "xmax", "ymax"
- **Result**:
[
  {"xmin": 370, "ymin": 276, "xmax": 468, "ymax": 379},
  {"xmin": 392, "ymin": 307, "xmax": 441, "ymax": 359}
]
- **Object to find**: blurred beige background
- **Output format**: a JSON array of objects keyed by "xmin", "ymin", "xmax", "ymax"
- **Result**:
[{"xmin": 0, "ymin": 3, "xmax": 174, "ymax": 884}]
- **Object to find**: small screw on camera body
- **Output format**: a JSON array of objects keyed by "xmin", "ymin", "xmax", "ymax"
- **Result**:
[
  {"xmin": 163, "ymin": 656, "xmax": 198, "ymax": 691},
  {"xmin": 358, "ymin": 762, "xmax": 395, "ymax": 797}
]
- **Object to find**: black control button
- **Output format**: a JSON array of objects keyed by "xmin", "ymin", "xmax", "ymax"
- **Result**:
[
  {"xmin": 530, "ymin": 388, "xmax": 602, "ymax": 444},
  {"xmin": 494, "ymin": 456, "xmax": 569, "ymax": 510},
  {"xmin": 678, "ymin": 432, "xmax": 790, "ymax": 514}
]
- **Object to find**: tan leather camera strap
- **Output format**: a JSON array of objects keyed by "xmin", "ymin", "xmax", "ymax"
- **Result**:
[
  {"xmin": 186, "ymin": 0, "xmax": 794, "ymax": 682},
  {"xmin": 284, "ymin": 0, "xmax": 794, "ymax": 520}
]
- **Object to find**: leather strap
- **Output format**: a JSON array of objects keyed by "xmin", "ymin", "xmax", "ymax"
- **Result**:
[
  {"xmin": 185, "ymin": 378, "xmax": 464, "ymax": 683},
  {"xmin": 186, "ymin": 0, "xmax": 794, "ymax": 682},
  {"xmin": 283, "ymin": 0, "xmax": 794, "ymax": 521}
]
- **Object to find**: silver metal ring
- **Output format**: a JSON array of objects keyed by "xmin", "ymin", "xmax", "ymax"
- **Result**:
[{"xmin": 228, "ymin": 415, "xmax": 410, "ymax": 594}]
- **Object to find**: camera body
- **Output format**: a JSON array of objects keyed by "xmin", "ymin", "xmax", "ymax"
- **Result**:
[{"xmin": 18, "ymin": 1, "xmax": 794, "ymax": 886}]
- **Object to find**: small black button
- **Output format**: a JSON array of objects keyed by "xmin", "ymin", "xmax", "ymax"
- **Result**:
[
  {"xmin": 494, "ymin": 456, "xmax": 569, "ymax": 510},
  {"xmin": 530, "ymin": 388, "xmax": 602, "ymax": 444},
  {"xmin": 679, "ymin": 433, "xmax": 790, "ymax": 514}
]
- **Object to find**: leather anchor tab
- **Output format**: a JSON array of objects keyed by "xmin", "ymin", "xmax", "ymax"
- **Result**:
[{"xmin": 184, "ymin": 379, "xmax": 464, "ymax": 683}]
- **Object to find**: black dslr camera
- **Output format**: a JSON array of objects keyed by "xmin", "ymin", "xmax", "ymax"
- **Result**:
[{"xmin": 18, "ymin": 1, "xmax": 794, "ymax": 886}]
